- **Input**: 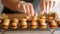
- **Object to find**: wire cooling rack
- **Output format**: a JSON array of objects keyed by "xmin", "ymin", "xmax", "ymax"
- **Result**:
[
  {"xmin": 0, "ymin": 13, "xmax": 60, "ymax": 34},
  {"xmin": 0, "ymin": 21, "xmax": 60, "ymax": 34}
]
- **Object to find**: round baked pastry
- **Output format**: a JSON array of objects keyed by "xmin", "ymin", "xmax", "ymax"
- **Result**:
[
  {"xmin": 11, "ymin": 23, "xmax": 18, "ymax": 29},
  {"xmin": 11, "ymin": 18, "xmax": 18, "ymax": 29},
  {"xmin": 30, "ymin": 21, "xmax": 37, "ymax": 29},
  {"xmin": 2, "ymin": 19, "xmax": 10, "ymax": 29},
  {"xmin": 39, "ymin": 22, "xmax": 47, "ymax": 29},
  {"xmin": 49, "ymin": 20, "xmax": 57, "ymax": 29},
  {"xmin": 51, "ymin": 12, "xmax": 58, "ymax": 20},
  {"xmin": 20, "ymin": 22, "xmax": 27, "ymax": 29}
]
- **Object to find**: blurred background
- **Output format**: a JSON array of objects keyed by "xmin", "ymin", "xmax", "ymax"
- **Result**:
[{"xmin": 0, "ymin": 0, "xmax": 3, "ymax": 15}]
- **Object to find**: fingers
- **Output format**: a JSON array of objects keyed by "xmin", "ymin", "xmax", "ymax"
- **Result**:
[
  {"xmin": 17, "ymin": 1, "xmax": 38, "ymax": 16},
  {"xmin": 25, "ymin": 4, "xmax": 31, "ymax": 16},
  {"xmin": 45, "ymin": 1, "xmax": 55, "ymax": 12},
  {"xmin": 40, "ymin": 1, "xmax": 45, "ymax": 14},
  {"xmin": 40, "ymin": 0, "xmax": 56, "ymax": 14},
  {"xmin": 19, "ymin": 3, "xmax": 37, "ymax": 16},
  {"xmin": 49, "ymin": 1, "xmax": 51, "ymax": 9},
  {"xmin": 45, "ymin": 1, "xmax": 49, "ymax": 13},
  {"xmin": 28, "ymin": 3, "xmax": 34, "ymax": 16},
  {"xmin": 50, "ymin": 1, "xmax": 55, "ymax": 10},
  {"xmin": 34, "ymin": 11, "xmax": 38, "ymax": 16},
  {"xmin": 53, "ymin": 1, "xmax": 55, "ymax": 7},
  {"xmin": 20, "ymin": 4, "xmax": 27, "ymax": 13},
  {"xmin": 26, "ymin": 3, "xmax": 35, "ymax": 16}
]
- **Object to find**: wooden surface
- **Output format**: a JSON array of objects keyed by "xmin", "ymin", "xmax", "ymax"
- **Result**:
[{"xmin": 0, "ymin": 13, "xmax": 28, "ymax": 19}]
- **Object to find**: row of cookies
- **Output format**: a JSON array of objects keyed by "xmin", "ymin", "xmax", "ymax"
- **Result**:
[{"xmin": 0, "ymin": 18, "xmax": 60, "ymax": 29}]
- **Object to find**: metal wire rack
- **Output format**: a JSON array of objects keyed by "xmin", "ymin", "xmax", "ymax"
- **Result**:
[{"xmin": 0, "ymin": 13, "xmax": 60, "ymax": 34}]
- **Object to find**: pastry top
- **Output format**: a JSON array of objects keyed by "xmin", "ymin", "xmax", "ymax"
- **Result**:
[
  {"xmin": 47, "ymin": 17, "xmax": 54, "ymax": 22},
  {"xmin": 50, "ymin": 22, "xmax": 57, "ymax": 26},
  {"xmin": 3, "ymin": 19, "xmax": 10, "ymax": 26},
  {"xmin": 12, "ymin": 18, "xmax": 18, "ymax": 23},
  {"xmin": 48, "ymin": 17, "xmax": 53, "ymax": 20},
  {"xmin": 20, "ymin": 22, "xmax": 27, "ymax": 25},
  {"xmin": 51, "ymin": 12, "xmax": 58, "ymax": 20},
  {"xmin": 50, "ymin": 20, "xmax": 57, "ymax": 25},
  {"xmin": 30, "ymin": 21, "xmax": 37, "ymax": 25},
  {"xmin": 51, "ymin": 12, "xmax": 57, "ymax": 16},
  {"xmin": 30, "ymin": 16, "xmax": 37, "ymax": 21},
  {"xmin": 3, "ymin": 22, "xmax": 10, "ymax": 26}
]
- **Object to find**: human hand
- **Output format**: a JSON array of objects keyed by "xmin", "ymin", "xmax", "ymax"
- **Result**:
[
  {"xmin": 40, "ymin": 0, "xmax": 55, "ymax": 14},
  {"xmin": 17, "ymin": 1, "xmax": 38, "ymax": 16}
]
